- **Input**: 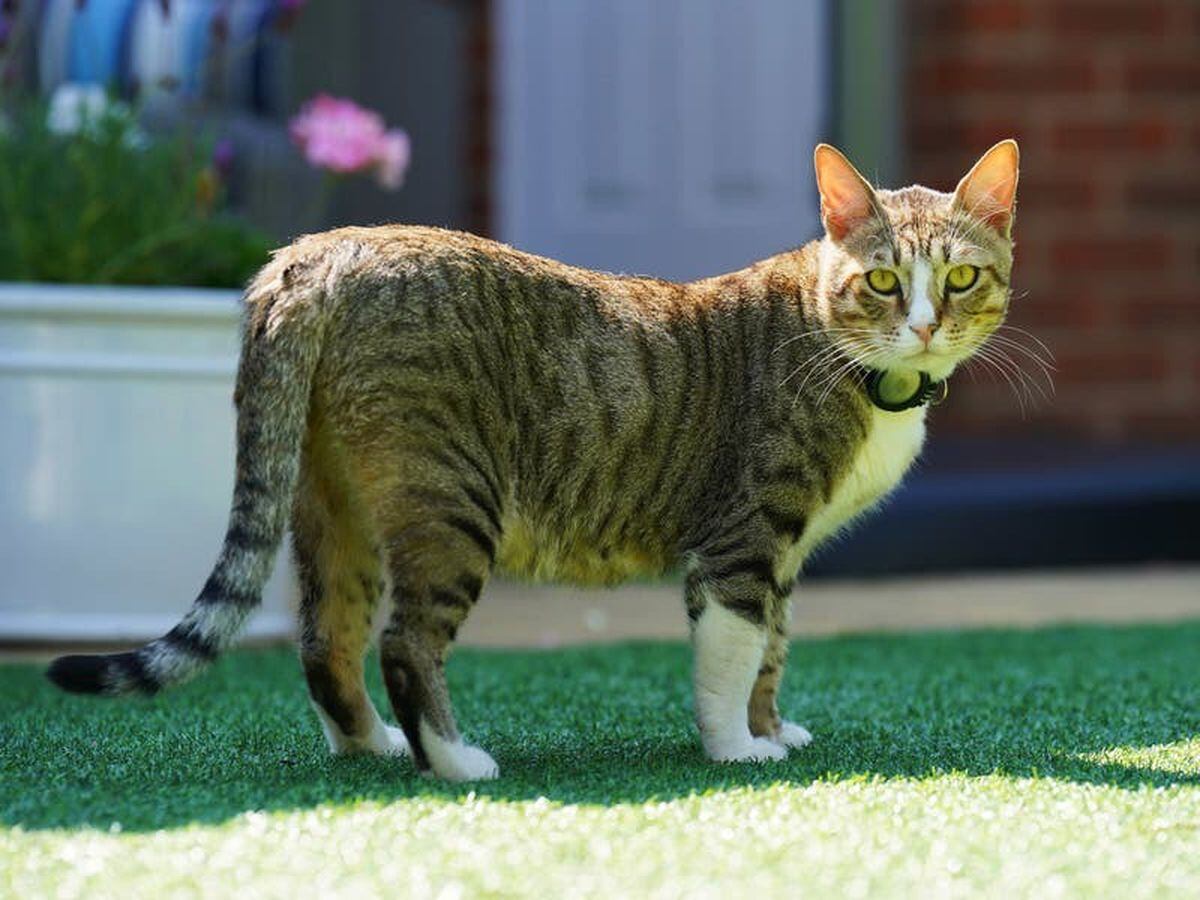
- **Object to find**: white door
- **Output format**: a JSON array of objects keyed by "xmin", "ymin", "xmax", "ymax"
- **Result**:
[{"xmin": 495, "ymin": 0, "xmax": 831, "ymax": 282}]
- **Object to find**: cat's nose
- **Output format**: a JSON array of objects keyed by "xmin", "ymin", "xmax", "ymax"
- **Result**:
[{"xmin": 909, "ymin": 323, "xmax": 936, "ymax": 347}]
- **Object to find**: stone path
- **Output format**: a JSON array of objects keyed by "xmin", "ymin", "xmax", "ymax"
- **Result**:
[
  {"xmin": 5, "ymin": 567, "xmax": 1197, "ymax": 658},
  {"xmin": 460, "ymin": 566, "xmax": 1200, "ymax": 647}
]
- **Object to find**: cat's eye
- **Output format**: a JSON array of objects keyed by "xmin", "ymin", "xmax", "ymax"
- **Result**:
[
  {"xmin": 865, "ymin": 268, "xmax": 900, "ymax": 295},
  {"xmin": 946, "ymin": 264, "xmax": 979, "ymax": 292}
]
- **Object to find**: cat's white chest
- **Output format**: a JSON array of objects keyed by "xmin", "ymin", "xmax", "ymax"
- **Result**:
[{"xmin": 781, "ymin": 406, "xmax": 927, "ymax": 578}]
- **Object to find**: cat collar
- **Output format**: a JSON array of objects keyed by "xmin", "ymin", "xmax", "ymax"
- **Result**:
[{"xmin": 864, "ymin": 369, "xmax": 948, "ymax": 413}]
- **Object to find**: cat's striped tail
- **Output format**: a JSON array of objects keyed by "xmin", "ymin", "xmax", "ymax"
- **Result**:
[{"xmin": 47, "ymin": 263, "xmax": 324, "ymax": 697}]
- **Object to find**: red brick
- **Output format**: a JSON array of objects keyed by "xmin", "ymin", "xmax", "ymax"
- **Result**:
[
  {"xmin": 1054, "ymin": 348, "xmax": 1171, "ymax": 384},
  {"xmin": 1126, "ymin": 178, "xmax": 1200, "ymax": 215},
  {"xmin": 1017, "ymin": 177, "xmax": 1098, "ymax": 212},
  {"xmin": 1125, "ymin": 60, "xmax": 1200, "ymax": 95},
  {"xmin": 923, "ymin": 1, "xmax": 1033, "ymax": 34},
  {"xmin": 1010, "ymin": 296, "xmax": 1106, "ymax": 330},
  {"xmin": 910, "ymin": 118, "xmax": 1026, "ymax": 156},
  {"xmin": 1048, "ymin": 0, "xmax": 1169, "ymax": 37},
  {"xmin": 1051, "ymin": 237, "xmax": 1172, "ymax": 270},
  {"xmin": 936, "ymin": 381, "xmax": 1028, "ymax": 413},
  {"xmin": 1119, "ymin": 296, "xmax": 1200, "ymax": 329},
  {"xmin": 1051, "ymin": 119, "xmax": 1171, "ymax": 152},
  {"xmin": 968, "ymin": 1, "xmax": 1034, "ymax": 31},
  {"xmin": 910, "ymin": 124, "xmax": 959, "ymax": 157},
  {"xmin": 916, "ymin": 59, "xmax": 1097, "ymax": 95}
]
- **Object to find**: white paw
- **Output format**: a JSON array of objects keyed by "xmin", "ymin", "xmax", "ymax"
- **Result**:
[
  {"xmin": 440, "ymin": 743, "xmax": 500, "ymax": 782},
  {"xmin": 707, "ymin": 735, "xmax": 788, "ymax": 763},
  {"xmin": 419, "ymin": 720, "xmax": 500, "ymax": 781},
  {"xmin": 775, "ymin": 721, "xmax": 813, "ymax": 749},
  {"xmin": 377, "ymin": 725, "xmax": 411, "ymax": 757},
  {"xmin": 315, "ymin": 703, "xmax": 411, "ymax": 758}
]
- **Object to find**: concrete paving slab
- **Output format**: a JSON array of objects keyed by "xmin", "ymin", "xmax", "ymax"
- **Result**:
[
  {"xmin": 460, "ymin": 566, "xmax": 1200, "ymax": 647},
  {"xmin": 4, "ymin": 567, "xmax": 1197, "ymax": 659}
]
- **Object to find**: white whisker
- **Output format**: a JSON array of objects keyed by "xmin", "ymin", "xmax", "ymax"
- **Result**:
[
  {"xmin": 969, "ymin": 348, "xmax": 1029, "ymax": 418},
  {"xmin": 779, "ymin": 341, "xmax": 851, "ymax": 390},
  {"xmin": 996, "ymin": 323, "xmax": 1055, "ymax": 363},
  {"xmin": 974, "ymin": 342, "xmax": 1050, "ymax": 407},
  {"xmin": 980, "ymin": 334, "xmax": 1056, "ymax": 398}
]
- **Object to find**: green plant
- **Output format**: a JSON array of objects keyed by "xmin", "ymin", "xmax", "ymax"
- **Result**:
[{"xmin": 0, "ymin": 99, "xmax": 273, "ymax": 288}]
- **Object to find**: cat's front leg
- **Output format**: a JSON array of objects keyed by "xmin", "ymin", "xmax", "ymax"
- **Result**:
[{"xmin": 687, "ymin": 577, "xmax": 787, "ymax": 763}]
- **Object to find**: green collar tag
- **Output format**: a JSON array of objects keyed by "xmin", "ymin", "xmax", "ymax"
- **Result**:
[{"xmin": 865, "ymin": 369, "xmax": 947, "ymax": 412}]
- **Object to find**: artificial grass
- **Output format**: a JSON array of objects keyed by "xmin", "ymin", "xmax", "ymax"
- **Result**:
[{"xmin": 2, "ymin": 623, "xmax": 1198, "ymax": 897}]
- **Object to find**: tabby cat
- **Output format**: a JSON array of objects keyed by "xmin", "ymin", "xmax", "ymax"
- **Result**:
[{"xmin": 49, "ymin": 140, "xmax": 1020, "ymax": 781}]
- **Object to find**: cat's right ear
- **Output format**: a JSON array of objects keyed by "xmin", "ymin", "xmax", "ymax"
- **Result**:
[{"xmin": 814, "ymin": 144, "xmax": 882, "ymax": 242}]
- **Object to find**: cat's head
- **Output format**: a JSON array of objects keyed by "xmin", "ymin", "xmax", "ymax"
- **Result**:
[{"xmin": 813, "ymin": 140, "xmax": 1019, "ymax": 382}]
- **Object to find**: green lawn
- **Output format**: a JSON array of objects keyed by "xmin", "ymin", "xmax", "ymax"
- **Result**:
[{"xmin": 2, "ymin": 623, "xmax": 1199, "ymax": 898}]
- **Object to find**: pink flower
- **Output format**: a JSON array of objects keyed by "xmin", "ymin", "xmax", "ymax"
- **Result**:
[
  {"xmin": 289, "ymin": 94, "xmax": 410, "ymax": 191},
  {"xmin": 290, "ymin": 95, "xmax": 384, "ymax": 173},
  {"xmin": 375, "ymin": 129, "xmax": 411, "ymax": 189}
]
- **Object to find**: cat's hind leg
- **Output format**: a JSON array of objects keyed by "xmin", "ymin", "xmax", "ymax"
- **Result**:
[
  {"xmin": 292, "ymin": 436, "xmax": 408, "ymax": 759},
  {"xmin": 376, "ymin": 487, "xmax": 500, "ymax": 781}
]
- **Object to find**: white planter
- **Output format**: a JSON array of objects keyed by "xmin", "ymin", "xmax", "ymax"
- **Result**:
[{"xmin": 0, "ymin": 283, "xmax": 295, "ymax": 642}]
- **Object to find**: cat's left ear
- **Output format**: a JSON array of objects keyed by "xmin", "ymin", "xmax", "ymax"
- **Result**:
[{"xmin": 953, "ymin": 139, "xmax": 1020, "ymax": 237}]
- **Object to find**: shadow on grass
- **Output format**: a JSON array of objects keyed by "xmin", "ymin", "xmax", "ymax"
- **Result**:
[{"xmin": 2, "ymin": 621, "xmax": 1198, "ymax": 832}]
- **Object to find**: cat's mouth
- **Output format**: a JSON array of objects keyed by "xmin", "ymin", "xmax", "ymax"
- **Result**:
[
  {"xmin": 847, "ymin": 340, "xmax": 960, "ymax": 382},
  {"xmin": 893, "ymin": 348, "xmax": 959, "ymax": 381}
]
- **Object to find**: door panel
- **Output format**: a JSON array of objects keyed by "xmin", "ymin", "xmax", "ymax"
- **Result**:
[
  {"xmin": 549, "ymin": 0, "xmax": 655, "ymax": 231},
  {"xmin": 497, "ymin": 0, "xmax": 830, "ymax": 281}
]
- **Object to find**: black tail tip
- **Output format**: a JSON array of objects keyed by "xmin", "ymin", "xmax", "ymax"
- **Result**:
[{"xmin": 46, "ymin": 654, "xmax": 110, "ymax": 695}]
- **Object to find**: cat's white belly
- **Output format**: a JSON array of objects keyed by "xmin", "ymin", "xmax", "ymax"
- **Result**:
[{"xmin": 778, "ymin": 405, "xmax": 927, "ymax": 581}]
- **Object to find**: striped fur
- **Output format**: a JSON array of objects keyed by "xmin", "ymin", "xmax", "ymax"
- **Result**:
[{"xmin": 47, "ymin": 142, "xmax": 1020, "ymax": 780}]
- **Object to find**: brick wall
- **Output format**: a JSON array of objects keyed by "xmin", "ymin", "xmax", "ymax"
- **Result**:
[{"xmin": 908, "ymin": 0, "xmax": 1200, "ymax": 442}]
